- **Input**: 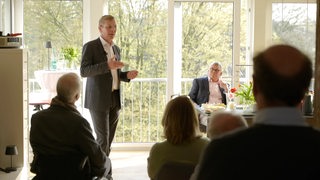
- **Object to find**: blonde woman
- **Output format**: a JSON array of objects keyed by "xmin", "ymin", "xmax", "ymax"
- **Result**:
[{"xmin": 147, "ymin": 96, "xmax": 209, "ymax": 180}]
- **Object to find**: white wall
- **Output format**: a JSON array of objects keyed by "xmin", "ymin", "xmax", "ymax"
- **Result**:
[{"xmin": 0, "ymin": 49, "xmax": 27, "ymax": 170}]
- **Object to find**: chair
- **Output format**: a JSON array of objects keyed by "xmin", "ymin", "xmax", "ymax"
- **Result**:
[
  {"xmin": 31, "ymin": 153, "xmax": 91, "ymax": 180},
  {"xmin": 155, "ymin": 161, "xmax": 196, "ymax": 180}
]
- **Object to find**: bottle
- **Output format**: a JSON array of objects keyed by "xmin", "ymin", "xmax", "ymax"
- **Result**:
[
  {"xmin": 303, "ymin": 94, "xmax": 313, "ymax": 116},
  {"xmin": 51, "ymin": 58, "xmax": 57, "ymax": 70}
]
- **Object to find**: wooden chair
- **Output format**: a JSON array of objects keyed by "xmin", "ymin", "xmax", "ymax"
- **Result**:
[{"xmin": 155, "ymin": 161, "xmax": 196, "ymax": 180}]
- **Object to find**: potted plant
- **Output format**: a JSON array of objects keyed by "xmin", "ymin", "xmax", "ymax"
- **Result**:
[
  {"xmin": 61, "ymin": 46, "xmax": 80, "ymax": 69},
  {"xmin": 230, "ymin": 82, "xmax": 255, "ymax": 110}
]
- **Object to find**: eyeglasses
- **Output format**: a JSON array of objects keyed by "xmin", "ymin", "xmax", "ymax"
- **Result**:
[{"xmin": 210, "ymin": 68, "xmax": 221, "ymax": 72}]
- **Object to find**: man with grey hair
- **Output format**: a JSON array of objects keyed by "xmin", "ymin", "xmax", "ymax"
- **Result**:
[
  {"xmin": 189, "ymin": 62, "xmax": 228, "ymax": 106},
  {"xmin": 30, "ymin": 73, "xmax": 111, "ymax": 180},
  {"xmin": 188, "ymin": 62, "xmax": 229, "ymax": 132},
  {"xmin": 207, "ymin": 111, "xmax": 248, "ymax": 139}
]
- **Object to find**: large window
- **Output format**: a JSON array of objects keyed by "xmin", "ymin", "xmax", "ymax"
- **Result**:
[
  {"xmin": 272, "ymin": 2, "xmax": 316, "ymax": 64},
  {"xmin": 108, "ymin": 0, "xmax": 168, "ymax": 142},
  {"xmin": 24, "ymin": 0, "xmax": 83, "ymax": 77},
  {"xmin": 23, "ymin": 0, "xmax": 317, "ymax": 144},
  {"xmin": 0, "ymin": 0, "xmax": 11, "ymax": 34},
  {"xmin": 272, "ymin": 1, "xmax": 316, "ymax": 90},
  {"xmin": 175, "ymin": 1, "xmax": 239, "ymax": 94}
]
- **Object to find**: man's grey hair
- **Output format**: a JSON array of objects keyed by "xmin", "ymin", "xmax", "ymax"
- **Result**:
[{"xmin": 207, "ymin": 111, "xmax": 248, "ymax": 139}]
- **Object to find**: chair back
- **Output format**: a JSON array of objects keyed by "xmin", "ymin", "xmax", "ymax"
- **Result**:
[{"xmin": 155, "ymin": 161, "xmax": 196, "ymax": 180}]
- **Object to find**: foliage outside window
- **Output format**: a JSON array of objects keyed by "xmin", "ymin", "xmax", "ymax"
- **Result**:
[
  {"xmin": 272, "ymin": 3, "xmax": 316, "ymax": 67},
  {"xmin": 108, "ymin": 0, "xmax": 168, "ymax": 142},
  {"xmin": 24, "ymin": 0, "xmax": 83, "ymax": 76}
]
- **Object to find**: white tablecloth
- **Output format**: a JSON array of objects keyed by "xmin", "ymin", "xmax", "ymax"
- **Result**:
[{"xmin": 34, "ymin": 70, "xmax": 78, "ymax": 99}]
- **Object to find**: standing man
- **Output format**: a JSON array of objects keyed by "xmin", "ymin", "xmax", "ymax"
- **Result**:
[
  {"xmin": 188, "ymin": 62, "xmax": 228, "ymax": 107},
  {"xmin": 193, "ymin": 45, "xmax": 320, "ymax": 179},
  {"xmin": 80, "ymin": 15, "xmax": 138, "ymax": 157}
]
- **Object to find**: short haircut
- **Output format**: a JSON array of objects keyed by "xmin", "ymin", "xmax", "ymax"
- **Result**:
[
  {"xmin": 253, "ymin": 45, "xmax": 312, "ymax": 106},
  {"xmin": 162, "ymin": 96, "xmax": 201, "ymax": 145},
  {"xmin": 99, "ymin": 15, "xmax": 115, "ymax": 27},
  {"xmin": 209, "ymin": 62, "xmax": 222, "ymax": 70},
  {"xmin": 56, "ymin": 73, "xmax": 81, "ymax": 103},
  {"xmin": 207, "ymin": 112, "xmax": 248, "ymax": 139}
]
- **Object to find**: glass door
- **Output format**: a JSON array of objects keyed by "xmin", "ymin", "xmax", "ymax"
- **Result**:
[{"xmin": 169, "ymin": 0, "xmax": 241, "ymax": 97}]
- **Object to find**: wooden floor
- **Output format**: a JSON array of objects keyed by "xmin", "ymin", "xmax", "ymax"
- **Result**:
[
  {"xmin": 26, "ymin": 150, "xmax": 150, "ymax": 180},
  {"xmin": 110, "ymin": 150, "xmax": 150, "ymax": 180}
]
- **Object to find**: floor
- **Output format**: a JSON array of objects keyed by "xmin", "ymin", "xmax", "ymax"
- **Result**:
[
  {"xmin": 25, "ymin": 150, "xmax": 150, "ymax": 180},
  {"xmin": 110, "ymin": 150, "xmax": 150, "ymax": 180}
]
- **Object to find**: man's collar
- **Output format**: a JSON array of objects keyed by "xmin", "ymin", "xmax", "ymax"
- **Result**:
[
  {"xmin": 208, "ymin": 77, "xmax": 219, "ymax": 82},
  {"xmin": 99, "ymin": 36, "xmax": 114, "ymax": 47},
  {"xmin": 254, "ymin": 107, "xmax": 308, "ymax": 126}
]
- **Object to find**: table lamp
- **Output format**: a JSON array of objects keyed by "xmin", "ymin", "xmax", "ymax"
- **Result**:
[
  {"xmin": 5, "ymin": 145, "xmax": 18, "ymax": 172},
  {"xmin": 45, "ymin": 41, "xmax": 52, "ymax": 70}
]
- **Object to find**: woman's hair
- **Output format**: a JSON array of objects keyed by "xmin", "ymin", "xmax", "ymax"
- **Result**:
[{"xmin": 162, "ymin": 96, "xmax": 201, "ymax": 145}]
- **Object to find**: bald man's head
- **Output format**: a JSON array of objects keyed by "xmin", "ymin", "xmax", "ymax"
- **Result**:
[
  {"xmin": 253, "ymin": 44, "xmax": 312, "ymax": 107},
  {"xmin": 207, "ymin": 112, "xmax": 248, "ymax": 139},
  {"xmin": 56, "ymin": 73, "xmax": 81, "ymax": 104}
]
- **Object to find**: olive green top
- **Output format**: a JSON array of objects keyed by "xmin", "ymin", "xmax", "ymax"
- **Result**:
[{"xmin": 147, "ymin": 136, "xmax": 209, "ymax": 180}]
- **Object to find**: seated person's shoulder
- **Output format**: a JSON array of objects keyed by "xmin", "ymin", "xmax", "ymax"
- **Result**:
[{"xmin": 195, "ymin": 136, "xmax": 210, "ymax": 146}]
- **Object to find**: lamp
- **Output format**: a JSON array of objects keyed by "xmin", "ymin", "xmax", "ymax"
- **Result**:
[
  {"xmin": 5, "ymin": 145, "xmax": 18, "ymax": 172},
  {"xmin": 45, "ymin": 41, "xmax": 52, "ymax": 70}
]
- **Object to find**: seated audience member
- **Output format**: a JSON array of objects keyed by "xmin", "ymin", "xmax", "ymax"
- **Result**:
[
  {"xmin": 188, "ymin": 62, "xmax": 228, "ymax": 107},
  {"xmin": 207, "ymin": 112, "xmax": 248, "ymax": 139},
  {"xmin": 190, "ymin": 112, "xmax": 248, "ymax": 180},
  {"xmin": 147, "ymin": 96, "xmax": 209, "ymax": 180},
  {"xmin": 193, "ymin": 45, "xmax": 320, "ymax": 180},
  {"xmin": 30, "ymin": 73, "xmax": 111, "ymax": 180},
  {"xmin": 188, "ymin": 62, "xmax": 229, "ymax": 132}
]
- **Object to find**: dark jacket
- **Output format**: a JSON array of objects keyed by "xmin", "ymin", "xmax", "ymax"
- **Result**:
[
  {"xmin": 80, "ymin": 38, "xmax": 130, "ymax": 111},
  {"xmin": 195, "ymin": 124, "xmax": 320, "ymax": 180},
  {"xmin": 188, "ymin": 76, "xmax": 227, "ymax": 106},
  {"xmin": 30, "ymin": 104, "xmax": 110, "ymax": 178}
]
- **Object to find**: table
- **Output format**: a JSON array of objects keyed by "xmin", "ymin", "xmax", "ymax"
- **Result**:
[
  {"xmin": 34, "ymin": 70, "xmax": 78, "ymax": 99},
  {"xmin": 199, "ymin": 108, "xmax": 316, "ymax": 132},
  {"xmin": 198, "ymin": 106, "xmax": 256, "ymax": 133}
]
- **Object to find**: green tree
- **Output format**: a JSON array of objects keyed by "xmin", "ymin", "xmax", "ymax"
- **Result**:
[
  {"xmin": 181, "ymin": 2, "xmax": 234, "ymax": 78},
  {"xmin": 24, "ymin": 0, "xmax": 82, "ymax": 77}
]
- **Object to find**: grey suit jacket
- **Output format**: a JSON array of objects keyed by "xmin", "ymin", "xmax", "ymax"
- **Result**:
[
  {"xmin": 80, "ymin": 38, "xmax": 130, "ymax": 111},
  {"xmin": 188, "ymin": 76, "xmax": 227, "ymax": 106}
]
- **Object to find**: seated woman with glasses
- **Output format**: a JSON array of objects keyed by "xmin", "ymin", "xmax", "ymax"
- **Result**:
[{"xmin": 147, "ymin": 95, "xmax": 209, "ymax": 180}]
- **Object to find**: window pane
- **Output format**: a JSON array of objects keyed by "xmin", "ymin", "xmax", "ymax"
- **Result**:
[
  {"xmin": 108, "ymin": 0, "xmax": 168, "ymax": 142},
  {"xmin": 0, "ymin": 0, "xmax": 11, "ymax": 34},
  {"xmin": 178, "ymin": 1, "xmax": 234, "ymax": 95},
  {"xmin": 181, "ymin": 2, "xmax": 234, "ymax": 79},
  {"xmin": 108, "ymin": 0, "xmax": 168, "ymax": 78},
  {"xmin": 272, "ymin": 3, "xmax": 316, "ymax": 63},
  {"xmin": 24, "ymin": 0, "xmax": 83, "ymax": 77}
]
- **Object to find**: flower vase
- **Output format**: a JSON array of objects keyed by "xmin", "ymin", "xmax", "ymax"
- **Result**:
[{"xmin": 227, "ymin": 93, "xmax": 236, "ymax": 110}]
